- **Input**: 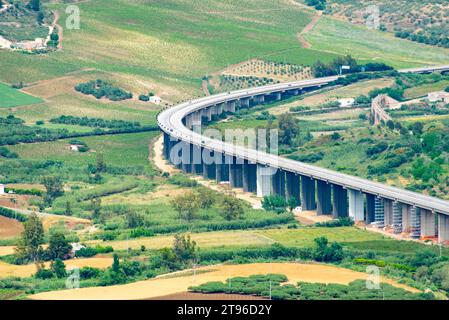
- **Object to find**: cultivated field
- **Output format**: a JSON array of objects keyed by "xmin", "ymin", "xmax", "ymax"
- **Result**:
[
  {"xmin": 28, "ymin": 262, "xmax": 418, "ymax": 300},
  {"xmin": 0, "ymin": 82, "xmax": 43, "ymax": 108}
]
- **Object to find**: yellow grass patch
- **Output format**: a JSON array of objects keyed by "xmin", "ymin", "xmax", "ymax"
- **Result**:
[
  {"xmin": 0, "ymin": 246, "xmax": 16, "ymax": 257},
  {"xmin": 87, "ymin": 230, "xmax": 274, "ymax": 251},
  {"xmin": 0, "ymin": 257, "xmax": 113, "ymax": 278},
  {"xmin": 28, "ymin": 262, "xmax": 419, "ymax": 300}
]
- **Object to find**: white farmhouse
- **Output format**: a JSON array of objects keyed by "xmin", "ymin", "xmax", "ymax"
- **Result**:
[
  {"xmin": 337, "ymin": 98, "xmax": 355, "ymax": 107},
  {"xmin": 149, "ymin": 95, "xmax": 162, "ymax": 104},
  {"xmin": 0, "ymin": 184, "xmax": 5, "ymax": 195}
]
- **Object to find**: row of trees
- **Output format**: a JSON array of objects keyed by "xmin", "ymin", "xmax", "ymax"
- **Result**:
[
  {"xmin": 15, "ymin": 213, "xmax": 72, "ymax": 265},
  {"xmin": 50, "ymin": 115, "xmax": 141, "ymax": 129},
  {"xmin": 170, "ymin": 188, "xmax": 244, "ymax": 222},
  {"xmin": 313, "ymin": 55, "xmax": 393, "ymax": 78}
]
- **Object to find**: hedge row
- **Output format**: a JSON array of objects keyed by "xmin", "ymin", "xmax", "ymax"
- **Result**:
[{"xmin": 0, "ymin": 207, "xmax": 28, "ymax": 222}]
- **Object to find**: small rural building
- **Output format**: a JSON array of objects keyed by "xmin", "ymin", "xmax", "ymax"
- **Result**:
[
  {"xmin": 149, "ymin": 95, "xmax": 162, "ymax": 104},
  {"xmin": 69, "ymin": 144, "xmax": 81, "ymax": 151},
  {"xmin": 0, "ymin": 184, "xmax": 5, "ymax": 195},
  {"xmin": 337, "ymin": 98, "xmax": 355, "ymax": 107},
  {"xmin": 428, "ymin": 91, "xmax": 449, "ymax": 103}
]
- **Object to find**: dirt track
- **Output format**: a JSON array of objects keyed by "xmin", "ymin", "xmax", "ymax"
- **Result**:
[{"xmin": 29, "ymin": 262, "xmax": 419, "ymax": 300}]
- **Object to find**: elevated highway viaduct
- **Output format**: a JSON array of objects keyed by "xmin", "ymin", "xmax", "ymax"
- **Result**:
[{"xmin": 158, "ymin": 66, "xmax": 449, "ymax": 243}]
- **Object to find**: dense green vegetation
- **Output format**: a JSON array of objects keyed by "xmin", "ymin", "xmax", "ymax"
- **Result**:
[
  {"xmin": 75, "ymin": 80, "xmax": 133, "ymax": 101},
  {"xmin": 190, "ymin": 275, "xmax": 433, "ymax": 300}
]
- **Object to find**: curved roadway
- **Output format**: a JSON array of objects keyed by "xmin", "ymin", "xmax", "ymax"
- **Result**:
[{"xmin": 158, "ymin": 72, "xmax": 449, "ymax": 215}]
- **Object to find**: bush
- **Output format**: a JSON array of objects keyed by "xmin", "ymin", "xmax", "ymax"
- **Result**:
[
  {"xmin": 75, "ymin": 245, "xmax": 113, "ymax": 258},
  {"xmin": 74, "ymin": 80, "xmax": 132, "ymax": 101},
  {"xmin": 79, "ymin": 267, "xmax": 101, "ymax": 279},
  {"xmin": 138, "ymin": 94, "xmax": 149, "ymax": 101}
]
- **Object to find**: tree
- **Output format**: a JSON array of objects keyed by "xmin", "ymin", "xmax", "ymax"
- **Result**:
[
  {"xmin": 220, "ymin": 195, "xmax": 244, "ymax": 221},
  {"xmin": 386, "ymin": 120, "xmax": 395, "ymax": 130},
  {"xmin": 313, "ymin": 236, "xmax": 344, "ymax": 262},
  {"xmin": 330, "ymin": 132, "xmax": 341, "ymax": 141},
  {"xmin": 262, "ymin": 195, "xmax": 287, "ymax": 213},
  {"xmin": 173, "ymin": 233, "xmax": 197, "ymax": 264},
  {"xmin": 36, "ymin": 11, "xmax": 44, "ymax": 24},
  {"xmin": 278, "ymin": 114, "xmax": 299, "ymax": 146},
  {"xmin": 65, "ymin": 200, "xmax": 72, "ymax": 216},
  {"xmin": 126, "ymin": 211, "xmax": 145, "ymax": 228},
  {"xmin": 91, "ymin": 198, "xmax": 102, "ymax": 220},
  {"xmin": 16, "ymin": 213, "xmax": 44, "ymax": 263},
  {"xmin": 51, "ymin": 259, "xmax": 67, "ymax": 278},
  {"xmin": 170, "ymin": 192, "xmax": 200, "ymax": 222},
  {"xmin": 195, "ymin": 188, "xmax": 216, "ymax": 209},
  {"xmin": 112, "ymin": 254, "xmax": 120, "ymax": 273},
  {"xmin": 287, "ymin": 197, "xmax": 300, "ymax": 211},
  {"xmin": 29, "ymin": 0, "xmax": 40, "ymax": 11},
  {"xmin": 42, "ymin": 176, "xmax": 64, "ymax": 205},
  {"xmin": 96, "ymin": 153, "xmax": 106, "ymax": 172},
  {"xmin": 47, "ymin": 232, "xmax": 72, "ymax": 260}
]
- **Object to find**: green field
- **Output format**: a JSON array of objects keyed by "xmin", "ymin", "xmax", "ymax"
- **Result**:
[
  {"xmin": 305, "ymin": 17, "xmax": 449, "ymax": 69},
  {"xmin": 8, "ymin": 132, "xmax": 158, "ymax": 168},
  {"xmin": 0, "ymin": 83, "xmax": 43, "ymax": 108}
]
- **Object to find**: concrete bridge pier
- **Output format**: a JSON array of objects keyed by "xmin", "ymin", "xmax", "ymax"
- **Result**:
[
  {"xmin": 227, "ymin": 101, "xmax": 236, "ymax": 113},
  {"xmin": 300, "ymin": 176, "xmax": 316, "ymax": 210},
  {"xmin": 401, "ymin": 204, "xmax": 411, "ymax": 233},
  {"xmin": 229, "ymin": 157, "xmax": 244, "ymax": 188},
  {"xmin": 420, "ymin": 209, "xmax": 436, "ymax": 238},
  {"xmin": 202, "ymin": 148, "xmax": 216, "ymax": 180},
  {"xmin": 272, "ymin": 169, "xmax": 286, "ymax": 198},
  {"xmin": 410, "ymin": 207, "xmax": 421, "ymax": 239},
  {"xmin": 256, "ymin": 165, "xmax": 274, "ymax": 197},
  {"xmin": 181, "ymin": 142, "xmax": 193, "ymax": 173},
  {"xmin": 316, "ymin": 180, "xmax": 332, "ymax": 215},
  {"xmin": 191, "ymin": 145, "xmax": 203, "ymax": 175},
  {"xmin": 332, "ymin": 184, "xmax": 348, "ymax": 218},
  {"xmin": 384, "ymin": 199, "xmax": 393, "ymax": 226},
  {"xmin": 192, "ymin": 111, "xmax": 202, "ymax": 127},
  {"xmin": 274, "ymin": 92, "xmax": 282, "ymax": 101},
  {"xmin": 392, "ymin": 202, "xmax": 402, "ymax": 234},
  {"xmin": 163, "ymin": 132, "xmax": 171, "ymax": 160},
  {"xmin": 216, "ymin": 103, "xmax": 224, "ymax": 115},
  {"xmin": 438, "ymin": 214, "xmax": 449, "ymax": 243},
  {"xmin": 374, "ymin": 196, "xmax": 384, "ymax": 227},
  {"xmin": 285, "ymin": 172, "xmax": 300, "ymax": 203},
  {"xmin": 365, "ymin": 194, "xmax": 376, "ymax": 224},
  {"xmin": 348, "ymin": 189, "xmax": 364, "ymax": 222},
  {"xmin": 185, "ymin": 114, "xmax": 193, "ymax": 129},
  {"xmin": 215, "ymin": 153, "xmax": 225, "ymax": 182},
  {"xmin": 242, "ymin": 160, "xmax": 257, "ymax": 193},
  {"xmin": 239, "ymin": 98, "xmax": 250, "ymax": 109}
]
